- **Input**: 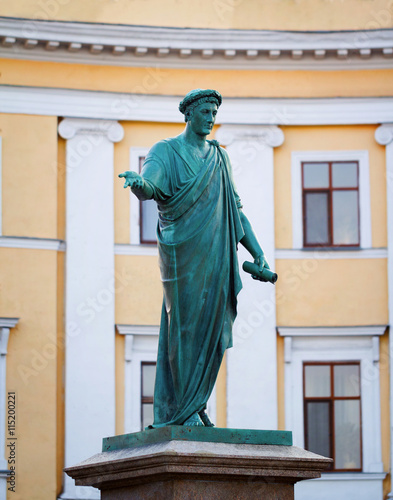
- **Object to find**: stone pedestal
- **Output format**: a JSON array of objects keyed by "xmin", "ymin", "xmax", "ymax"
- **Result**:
[{"xmin": 65, "ymin": 427, "xmax": 331, "ymax": 500}]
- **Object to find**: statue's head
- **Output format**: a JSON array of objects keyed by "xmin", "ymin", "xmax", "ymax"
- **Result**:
[{"xmin": 179, "ymin": 89, "xmax": 222, "ymax": 123}]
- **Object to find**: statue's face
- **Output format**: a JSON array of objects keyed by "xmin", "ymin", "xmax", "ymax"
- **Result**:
[{"xmin": 188, "ymin": 102, "xmax": 218, "ymax": 137}]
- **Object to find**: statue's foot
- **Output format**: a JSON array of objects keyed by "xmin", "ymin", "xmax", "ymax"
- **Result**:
[
  {"xmin": 199, "ymin": 409, "xmax": 215, "ymax": 427},
  {"xmin": 183, "ymin": 412, "xmax": 204, "ymax": 426}
]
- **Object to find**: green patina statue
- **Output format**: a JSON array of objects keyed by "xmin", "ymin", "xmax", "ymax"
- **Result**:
[{"xmin": 119, "ymin": 89, "xmax": 272, "ymax": 428}]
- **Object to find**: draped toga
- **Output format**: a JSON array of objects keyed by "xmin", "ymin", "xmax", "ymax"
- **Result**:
[{"xmin": 141, "ymin": 136, "xmax": 244, "ymax": 427}]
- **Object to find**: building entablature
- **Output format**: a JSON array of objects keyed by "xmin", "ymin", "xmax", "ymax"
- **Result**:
[{"xmin": 0, "ymin": 17, "xmax": 393, "ymax": 70}]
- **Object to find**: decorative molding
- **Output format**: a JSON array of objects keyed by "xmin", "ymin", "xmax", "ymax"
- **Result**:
[
  {"xmin": 375, "ymin": 123, "xmax": 393, "ymax": 145},
  {"xmin": 0, "ymin": 318, "xmax": 19, "ymax": 329},
  {"xmin": 215, "ymin": 125, "xmax": 284, "ymax": 148},
  {"xmin": 0, "ymin": 17, "xmax": 393, "ymax": 70},
  {"xmin": 277, "ymin": 325, "xmax": 387, "ymax": 337},
  {"xmin": 58, "ymin": 118, "xmax": 124, "ymax": 143},
  {"xmin": 2, "ymin": 86, "xmax": 393, "ymax": 126},
  {"xmin": 116, "ymin": 325, "xmax": 159, "ymax": 336},
  {"xmin": 291, "ymin": 150, "xmax": 372, "ymax": 250},
  {"xmin": 275, "ymin": 248, "xmax": 387, "ymax": 260},
  {"xmin": 0, "ymin": 236, "xmax": 65, "ymax": 251},
  {"xmin": 114, "ymin": 243, "xmax": 158, "ymax": 256}
]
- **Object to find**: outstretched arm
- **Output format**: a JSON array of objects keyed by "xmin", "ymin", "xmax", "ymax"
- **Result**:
[
  {"xmin": 239, "ymin": 211, "xmax": 270, "ymax": 273},
  {"xmin": 118, "ymin": 171, "xmax": 154, "ymax": 201}
]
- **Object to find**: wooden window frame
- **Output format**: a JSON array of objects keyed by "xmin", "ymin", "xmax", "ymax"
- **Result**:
[
  {"xmin": 303, "ymin": 361, "xmax": 363, "ymax": 472},
  {"xmin": 140, "ymin": 361, "xmax": 156, "ymax": 431},
  {"xmin": 302, "ymin": 161, "xmax": 360, "ymax": 248}
]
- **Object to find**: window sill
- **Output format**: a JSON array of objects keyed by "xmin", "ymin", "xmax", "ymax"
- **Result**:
[
  {"xmin": 275, "ymin": 248, "xmax": 387, "ymax": 260},
  {"xmin": 115, "ymin": 244, "xmax": 158, "ymax": 256}
]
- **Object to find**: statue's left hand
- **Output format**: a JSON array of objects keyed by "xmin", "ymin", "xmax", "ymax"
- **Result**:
[{"xmin": 252, "ymin": 253, "xmax": 270, "ymax": 280}]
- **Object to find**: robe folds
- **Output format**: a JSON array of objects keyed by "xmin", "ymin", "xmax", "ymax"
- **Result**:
[{"xmin": 141, "ymin": 136, "xmax": 244, "ymax": 427}]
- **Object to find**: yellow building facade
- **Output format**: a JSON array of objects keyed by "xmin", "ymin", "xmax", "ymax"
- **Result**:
[{"xmin": 0, "ymin": 1, "xmax": 392, "ymax": 499}]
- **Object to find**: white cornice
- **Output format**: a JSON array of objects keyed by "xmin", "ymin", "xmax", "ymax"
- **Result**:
[
  {"xmin": 116, "ymin": 324, "xmax": 159, "ymax": 335},
  {"xmin": 0, "ymin": 236, "xmax": 65, "ymax": 251},
  {"xmin": 0, "ymin": 17, "xmax": 392, "ymax": 70},
  {"xmin": 278, "ymin": 326, "xmax": 387, "ymax": 337},
  {"xmin": 2, "ymin": 86, "xmax": 393, "ymax": 126}
]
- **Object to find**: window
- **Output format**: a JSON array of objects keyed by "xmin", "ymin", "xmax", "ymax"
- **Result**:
[
  {"xmin": 302, "ymin": 161, "xmax": 360, "ymax": 247},
  {"xmin": 141, "ymin": 361, "xmax": 156, "ymax": 430},
  {"xmin": 291, "ymin": 150, "xmax": 371, "ymax": 251},
  {"xmin": 304, "ymin": 361, "xmax": 362, "ymax": 472},
  {"xmin": 138, "ymin": 156, "xmax": 157, "ymax": 244},
  {"xmin": 129, "ymin": 147, "xmax": 158, "ymax": 246}
]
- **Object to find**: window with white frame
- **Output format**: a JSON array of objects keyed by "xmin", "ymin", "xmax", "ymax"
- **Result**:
[
  {"xmin": 292, "ymin": 151, "xmax": 371, "ymax": 250},
  {"xmin": 303, "ymin": 361, "xmax": 362, "ymax": 471},
  {"xmin": 117, "ymin": 325, "xmax": 159, "ymax": 433},
  {"xmin": 129, "ymin": 147, "xmax": 158, "ymax": 245},
  {"xmin": 279, "ymin": 327, "xmax": 384, "ymax": 479}
]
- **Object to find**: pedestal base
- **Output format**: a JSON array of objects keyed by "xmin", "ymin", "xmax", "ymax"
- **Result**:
[{"xmin": 65, "ymin": 427, "xmax": 332, "ymax": 500}]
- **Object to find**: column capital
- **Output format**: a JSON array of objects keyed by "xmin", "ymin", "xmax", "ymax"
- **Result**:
[
  {"xmin": 58, "ymin": 118, "xmax": 124, "ymax": 143},
  {"xmin": 215, "ymin": 125, "xmax": 284, "ymax": 148},
  {"xmin": 375, "ymin": 124, "xmax": 393, "ymax": 146},
  {"xmin": 0, "ymin": 318, "xmax": 18, "ymax": 356}
]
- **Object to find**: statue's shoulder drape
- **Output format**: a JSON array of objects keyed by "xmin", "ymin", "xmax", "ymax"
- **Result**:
[{"xmin": 141, "ymin": 137, "xmax": 244, "ymax": 426}]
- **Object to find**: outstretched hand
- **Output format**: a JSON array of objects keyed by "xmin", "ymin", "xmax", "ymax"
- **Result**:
[{"xmin": 118, "ymin": 171, "xmax": 144, "ymax": 190}]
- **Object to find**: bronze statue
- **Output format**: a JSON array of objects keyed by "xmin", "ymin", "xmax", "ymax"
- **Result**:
[{"xmin": 119, "ymin": 89, "xmax": 273, "ymax": 427}]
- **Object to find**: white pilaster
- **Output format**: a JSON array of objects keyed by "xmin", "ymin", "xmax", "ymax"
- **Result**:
[
  {"xmin": 375, "ymin": 123, "xmax": 393, "ymax": 499},
  {"xmin": 0, "ymin": 318, "xmax": 18, "ymax": 500},
  {"xmin": 215, "ymin": 125, "xmax": 284, "ymax": 430},
  {"xmin": 58, "ymin": 118, "xmax": 123, "ymax": 500}
]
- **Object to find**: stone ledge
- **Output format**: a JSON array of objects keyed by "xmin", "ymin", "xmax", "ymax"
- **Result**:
[{"xmin": 66, "ymin": 437, "xmax": 332, "ymax": 492}]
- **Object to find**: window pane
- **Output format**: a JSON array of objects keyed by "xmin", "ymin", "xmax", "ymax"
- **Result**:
[
  {"xmin": 141, "ymin": 199, "xmax": 158, "ymax": 242},
  {"xmin": 332, "ymin": 191, "xmax": 359, "ymax": 245},
  {"xmin": 304, "ymin": 192, "xmax": 329, "ymax": 245},
  {"xmin": 303, "ymin": 163, "xmax": 330, "ymax": 188},
  {"xmin": 142, "ymin": 403, "xmax": 154, "ymax": 429},
  {"xmin": 334, "ymin": 365, "xmax": 360, "ymax": 397},
  {"xmin": 332, "ymin": 162, "xmax": 358, "ymax": 188},
  {"xmin": 305, "ymin": 365, "xmax": 331, "ymax": 397},
  {"xmin": 306, "ymin": 402, "xmax": 331, "ymax": 458},
  {"xmin": 142, "ymin": 364, "xmax": 156, "ymax": 397},
  {"xmin": 334, "ymin": 400, "xmax": 361, "ymax": 469}
]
